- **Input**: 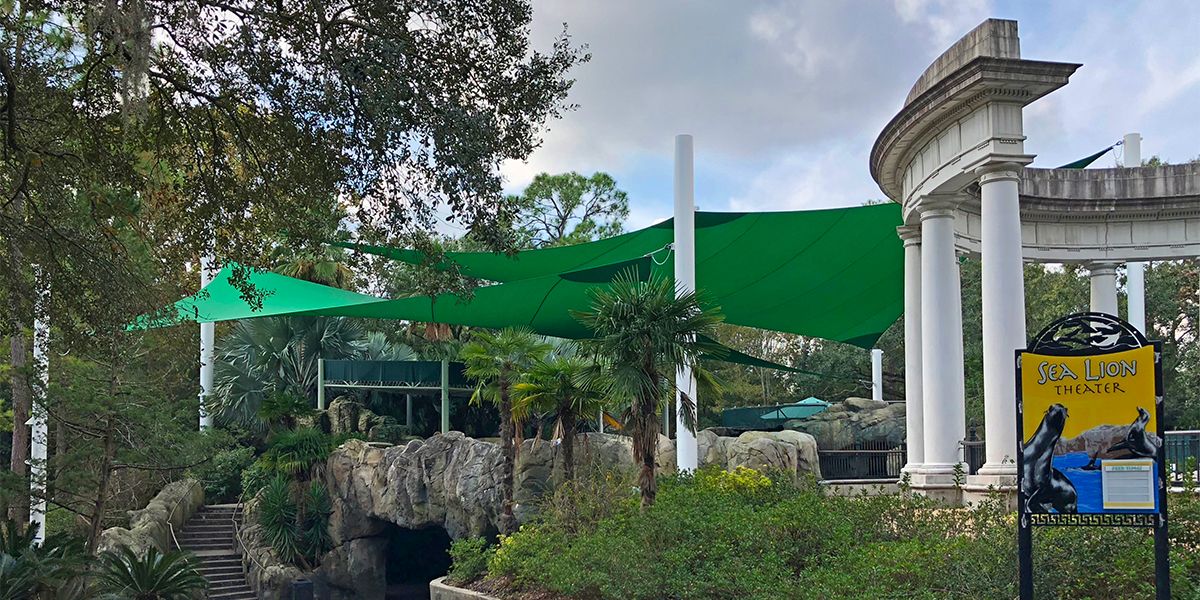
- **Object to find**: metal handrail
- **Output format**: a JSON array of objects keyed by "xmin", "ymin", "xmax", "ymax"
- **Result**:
[
  {"xmin": 232, "ymin": 494, "xmax": 266, "ymax": 573},
  {"xmin": 167, "ymin": 479, "xmax": 203, "ymax": 551}
]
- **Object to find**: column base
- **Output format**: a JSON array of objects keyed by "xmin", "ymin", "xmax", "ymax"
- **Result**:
[
  {"xmin": 907, "ymin": 464, "xmax": 964, "ymax": 505},
  {"xmin": 964, "ymin": 463, "xmax": 1018, "ymax": 507}
]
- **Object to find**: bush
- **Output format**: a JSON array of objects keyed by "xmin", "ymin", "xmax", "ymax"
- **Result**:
[
  {"xmin": 459, "ymin": 467, "xmax": 1200, "ymax": 600},
  {"xmin": 447, "ymin": 537, "xmax": 493, "ymax": 585},
  {"xmin": 189, "ymin": 445, "xmax": 255, "ymax": 504}
]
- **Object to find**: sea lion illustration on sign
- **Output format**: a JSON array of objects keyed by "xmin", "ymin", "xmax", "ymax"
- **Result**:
[
  {"xmin": 1022, "ymin": 403, "xmax": 1078, "ymax": 513},
  {"xmin": 1107, "ymin": 407, "xmax": 1158, "ymax": 458}
]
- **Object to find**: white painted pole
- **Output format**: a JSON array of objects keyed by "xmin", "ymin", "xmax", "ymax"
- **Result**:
[
  {"xmin": 1089, "ymin": 263, "xmax": 1119, "ymax": 316},
  {"xmin": 198, "ymin": 255, "xmax": 215, "ymax": 430},
  {"xmin": 870, "ymin": 349, "xmax": 883, "ymax": 402},
  {"xmin": 1124, "ymin": 133, "xmax": 1146, "ymax": 333},
  {"xmin": 674, "ymin": 134, "xmax": 698, "ymax": 472},
  {"xmin": 920, "ymin": 207, "xmax": 967, "ymax": 474},
  {"xmin": 29, "ymin": 266, "xmax": 49, "ymax": 544},
  {"xmin": 317, "ymin": 358, "xmax": 326, "ymax": 410}
]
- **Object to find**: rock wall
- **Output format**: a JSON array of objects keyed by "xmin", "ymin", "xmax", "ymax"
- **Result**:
[
  {"xmin": 96, "ymin": 479, "xmax": 204, "ymax": 556},
  {"xmin": 784, "ymin": 397, "xmax": 905, "ymax": 450},
  {"xmin": 305, "ymin": 430, "xmax": 818, "ymax": 600}
]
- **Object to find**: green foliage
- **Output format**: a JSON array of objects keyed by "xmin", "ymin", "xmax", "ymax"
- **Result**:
[
  {"xmin": 448, "ymin": 537, "xmax": 494, "ymax": 585},
  {"xmin": 512, "ymin": 351, "xmax": 607, "ymax": 481},
  {"xmin": 468, "ymin": 469, "xmax": 1200, "ymax": 599},
  {"xmin": 256, "ymin": 474, "xmax": 333, "ymax": 569},
  {"xmin": 264, "ymin": 428, "xmax": 337, "ymax": 477},
  {"xmin": 96, "ymin": 546, "xmax": 206, "ymax": 600},
  {"xmin": 0, "ymin": 520, "xmax": 89, "ymax": 600},
  {"xmin": 188, "ymin": 445, "xmax": 256, "ymax": 504},
  {"xmin": 508, "ymin": 171, "xmax": 630, "ymax": 248},
  {"xmin": 212, "ymin": 317, "xmax": 367, "ymax": 432},
  {"xmin": 575, "ymin": 270, "xmax": 724, "ymax": 506},
  {"xmin": 461, "ymin": 329, "xmax": 551, "ymax": 408},
  {"xmin": 258, "ymin": 392, "xmax": 315, "ymax": 433}
]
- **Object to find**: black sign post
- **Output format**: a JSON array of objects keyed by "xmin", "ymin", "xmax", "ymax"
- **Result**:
[{"xmin": 1016, "ymin": 312, "xmax": 1169, "ymax": 600}]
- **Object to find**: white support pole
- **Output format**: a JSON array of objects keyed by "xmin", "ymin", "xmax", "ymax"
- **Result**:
[
  {"xmin": 29, "ymin": 266, "xmax": 49, "ymax": 544},
  {"xmin": 1124, "ymin": 133, "xmax": 1146, "ymax": 333},
  {"xmin": 978, "ymin": 167, "xmax": 1024, "ymax": 478},
  {"xmin": 198, "ymin": 255, "xmax": 215, "ymax": 430},
  {"xmin": 674, "ymin": 134, "xmax": 698, "ymax": 473},
  {"xmin": 899, "ymin": 228, "xmax": 924, "ymax": 472},
  {"xmin": 870, "ymin": 349, "xmax": 883, "ymax": 402},
  {"xmin": 317, "ymin": 358, "xmax": 326, "ymax": 411},
  {"xmin": 441, "ymin": 359, "xmax": 450, "ymax": 434},
  {"xmin": 405, "ymin": 393, "xmax": 413, "ymax": 429}
]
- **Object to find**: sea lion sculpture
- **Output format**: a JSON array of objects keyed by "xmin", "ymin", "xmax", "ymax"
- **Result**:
[
  {"xmin": 1107, "ymin": 406, "xmax": 1158, "ymax": 458},
  {"xmin": 1022, "ymin": 403, "xmax": 1078, "ymax": 513}
]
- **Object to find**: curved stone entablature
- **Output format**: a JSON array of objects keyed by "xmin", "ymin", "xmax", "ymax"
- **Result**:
[
  {"xmin": 870, "ymin": 19, "xmax": 1079, "ymax": 219},
  {"xmin": 952, "ymin": 163, "xmax": 1200, "ymax": 261}
]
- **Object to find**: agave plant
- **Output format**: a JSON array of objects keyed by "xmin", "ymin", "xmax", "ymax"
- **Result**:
[
  {"xmin": 461, "ymin": 328, "xmax": 550, "ymax": 534},
  {"xmin": 96, "ymin": 546, "xmax": 206, "ymax": 600},
  {"xmin": 512, "ymin": 350, "xmax": 608, "ymax": 482},
  {"xmin": 211, "ymin": 316, "xmax": 367, "ymax": 430},
  {"xmin": 574, "ymin": 270, "xmax": 723, "ymax": 508}
]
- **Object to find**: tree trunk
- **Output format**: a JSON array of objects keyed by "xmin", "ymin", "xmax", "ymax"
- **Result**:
[
  {"xmin": 86, "ymin": 414, "xmax": 117, "ymax": 553},
  {"xmin": 8, "ymin": 332, "xmax": 30, "ymax": 525},
  {"xmin": 633, "ymin": 388, "xmax": 658, "ymax": 509},
  {"xmin": 561, "ymin": 410, "xmax": 576, "ymax": 483},
  {"xmin": 498, "ymin": 374, "xmax": 517, "ymax": 535}
]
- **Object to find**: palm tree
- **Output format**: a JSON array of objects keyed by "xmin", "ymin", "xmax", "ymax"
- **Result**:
[
  {"xmin": 211, "ymin": 316, "xmax": 366, "ymax": 430},
  {"xmin": 574, "ymin": 271, "xmax": 723, "ymax": 507},
  {"xmin": 273, "ymin": 248, "xmax": 357, "ymax": 290},
  {"xmin": 512, "ymin": 350, "xmax": 607, "ymax": 482},
  {"xmin": 461, "ymin": 328, "xmax": 550, "ymax": 534}
]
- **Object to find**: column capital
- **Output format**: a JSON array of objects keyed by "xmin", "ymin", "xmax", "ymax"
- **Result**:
[
  {"xmin": 916, "ymin": 194, "xmax": 961, "ymax": 220},
  {"xmin": 964, "ymin": 153, "xmax": 1034, "ymax": 178},
  {"xmin": 897, "ymin": 225, "xmax": 921, "ymax": 246},
  {"xmin": 1086, "ymin": 261, "xmax": 1120, "ymax": 275},
  {"xmin": 977, "ymin": 166, "xmax": 1022, "ymax": 185}
]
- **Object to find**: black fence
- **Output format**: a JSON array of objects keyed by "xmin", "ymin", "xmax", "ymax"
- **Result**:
[
  {"xmin": 818, "ymin": 441, "xmax": 905, "ymax": 480},
  {"xmin": 1166, "ymin": 431, "xmax": 1200, "ymax": 484},
  {"xmin": 961, "ymin": 440, "xmax": 986, "ymax": 476}
]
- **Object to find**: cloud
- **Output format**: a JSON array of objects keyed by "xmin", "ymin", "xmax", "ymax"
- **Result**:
[{"xmin": 502, "ymin": 1, "xmax": 1200, "ymax": 215}]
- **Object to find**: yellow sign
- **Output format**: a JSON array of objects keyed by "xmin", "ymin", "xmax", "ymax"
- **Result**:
[{"xmin": 1021, "ymin": 345, "xmax": 1156, "ymax": 440}]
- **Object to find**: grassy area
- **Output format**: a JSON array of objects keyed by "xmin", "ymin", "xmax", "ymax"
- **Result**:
[{"xmin": 448, "ymin": 466, "xmax": 1200, "ymax": 600}]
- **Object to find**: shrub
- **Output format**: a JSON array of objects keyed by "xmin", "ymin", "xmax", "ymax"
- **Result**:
[
  {"xmin": 189, "ymin": 445, "xmax": 255, "ymax": 504},
  {"xmin": 459, "ymin": 468, "xmax": 1200, "ymax": 600},
  {"xmin": 96, "ymin": 546, "xmax": 207, "ymax": 600},
  {"xmin": 447, "ymin": 537, "xmax": 493, "ymax": 585}
]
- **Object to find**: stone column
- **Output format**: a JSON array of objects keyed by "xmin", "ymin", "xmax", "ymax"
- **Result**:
[
  {"xmin": 977, "ymin": 167, "xmax": 1024, "ymax": 479},
  {"xmin": 919, "ymin": 204, "xmax": 967, "ymax": 477},
  {"xmin": 1089, "ymin": 262, "xmax": 1119, "ymax": 316},
  {"xmin": 899, "ymin": 226, "xmax": 924, "ymax": 473}
]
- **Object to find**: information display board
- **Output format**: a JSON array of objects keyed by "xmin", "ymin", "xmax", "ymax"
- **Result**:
[{"xmin": 1015, "ymin": 312, "xmax": 1169, "ymax": 599}]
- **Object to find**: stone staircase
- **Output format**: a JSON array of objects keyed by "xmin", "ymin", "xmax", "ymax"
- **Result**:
[{"xmin": 175, "ymin": 504, "xmax": 255, "ymax": 600}]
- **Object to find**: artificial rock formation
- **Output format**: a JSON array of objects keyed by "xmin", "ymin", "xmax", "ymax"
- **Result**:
[
  {"xmin": 96, "ymin": 479, "xmax": 204, "ymax": 556},
  {"xmin": 294, "ymin": 429, "xmax": 819, "ymax": 599},
  {"xmin": 784, "ymin": 397, "xmax": 906, "ymax": 450}
]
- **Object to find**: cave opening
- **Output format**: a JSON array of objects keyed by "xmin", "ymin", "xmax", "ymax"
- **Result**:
[{"xmin": 382, "ymin": 524, "xmax": 454, "ymax": 600}]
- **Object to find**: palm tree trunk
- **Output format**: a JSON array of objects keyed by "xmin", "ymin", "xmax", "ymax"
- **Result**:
[
  {"xmin": 87, "ymin": 414, "xmax": 117, "ymax": 553},
  {"xmin": 499, "ymin": 376, "xmax": 517, "ymax": 535},
  {"xmin": 561, "ymin": 411, "xmax": 576, "ymax": 482},
  {"xmin": 634, "ymin": 392, "xmax": 658, "ymax": 509}
]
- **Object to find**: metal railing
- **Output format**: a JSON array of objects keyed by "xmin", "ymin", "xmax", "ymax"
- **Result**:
[
  {"xmin": 1165, "ymin": 430, "xmax": 1200, "ymax": 484},
  {"xmin": 818, "ymin": 442, "xmax": 906, "ymax": 480},
  {"xmin": 233, "ymin": 495, "xmax": 266, "ymax": 575},
  {"xmin": 961, "ymin": 440, "xmax": 986, "ymax": 476},
  {"xmin": 167, "ymin": 480, "xmax": 203, "ymax": 551}
]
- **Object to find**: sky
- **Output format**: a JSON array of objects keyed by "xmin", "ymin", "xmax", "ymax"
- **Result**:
[{"xmin": 497, "ymin": 1, "xmax": 1200, "ymax": 230}]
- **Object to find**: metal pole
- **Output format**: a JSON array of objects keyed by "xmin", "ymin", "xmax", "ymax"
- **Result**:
[
  {"xmin": 29, "ymin": 266, "xmax": 48, "ymax": 544},
  {"xmin": 1124, "ymin": 133, "xmax": 1146, "ymax": 333},
  {"xmin": 440, "ymin": 359, "xmax": 450, "ymax": 434},
  {"xmin": 198, "ymin": 255, "xmax": 215, "ymax": 430},
  {"xmin": 317, "ymin": 358, "xmax": 326, "ymax": 410},
  {"xmin": 870, "ymin": 348, "xmax": 883, "ymax": 402},
  {"xmin": 674, "ymin": 134, "xmax": 698, "ymax": 472},
  {"xmin": 405, "ymin": 393, "xmax": 413, "ymax": 429}
]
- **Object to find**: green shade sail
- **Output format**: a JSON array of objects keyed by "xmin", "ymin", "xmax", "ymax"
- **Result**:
[
  {"xmin": 144, "ymin": 204, "xmax": 903, "ymax": 373},
  {"xmin": 1057, "ymin": 145, "xmax": 1115, "ymax": 169},
  {"xmin": 336, "ymin": 204, "xmax": 905, "ymax": 348}
]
